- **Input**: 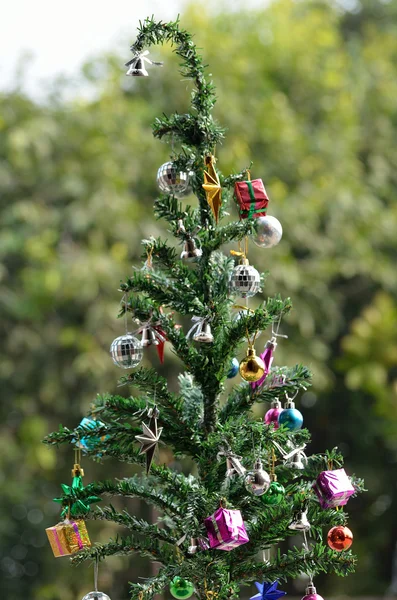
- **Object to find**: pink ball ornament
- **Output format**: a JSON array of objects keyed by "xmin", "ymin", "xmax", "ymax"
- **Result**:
[
  {"xmin": 301, "ymin": 584, "xmax": 324, "ymax": 600},
  {"xmin": 264, "ymin": 400, "xmax": 283, "ymax": 429}
]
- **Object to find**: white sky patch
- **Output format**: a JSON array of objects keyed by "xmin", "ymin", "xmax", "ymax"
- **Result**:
[{"xmin": 0, "ymin": 0, "xmax": 269, "ymax": 97}]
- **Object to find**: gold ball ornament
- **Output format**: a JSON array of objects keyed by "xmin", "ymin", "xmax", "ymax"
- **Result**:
[{"xmin": 239, "ymin": 348, "xmax": 265, "ymax": 382}]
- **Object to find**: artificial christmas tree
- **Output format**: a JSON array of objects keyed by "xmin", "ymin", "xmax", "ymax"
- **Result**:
[{"xmin": 44, "ymin": 17, "xmax": 364, "ymax": 600}]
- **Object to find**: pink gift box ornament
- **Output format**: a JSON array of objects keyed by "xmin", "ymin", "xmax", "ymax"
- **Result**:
[
  {"xmin": 204, "ymin": 506, "xmax": 249, "ymax": 551},
  {"xmin": 313, "ymin": 468, "xmax": 355, "ymax": 509}
]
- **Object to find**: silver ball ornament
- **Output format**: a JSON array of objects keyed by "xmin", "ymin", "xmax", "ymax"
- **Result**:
[
  {"xmin": 253, "ymin": 215, "xmax": 283, "ymax": 248},
  {"xmin": 244, "ymin": 459, "xmax": 271, "ymax": 496},
  {"xmin": 157, "ymin": 162, "xmax": 191, "ymax": 196},
  {"xmin": 229, "ymin": 261, "xmax": 260, "ymax": 298},
  {"xmin": 110, "ymin": 334, "xmax": 143, "ymax": 369},
  {"xmin": 82, "ymin": 593, "xmax": 111, "ymax": 600}
]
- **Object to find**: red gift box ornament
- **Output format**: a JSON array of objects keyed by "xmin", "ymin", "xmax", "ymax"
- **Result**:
[
  {"xmin": 313, "ymin": 468, "xmax": 355, "ymax": 509},
  {"xmin": 204, "ymin": 505, "xmax": 249, "ymax": 551},
  {"xmin": 234, "ymin": 176, "xmax": 269, "ymax": 220}
]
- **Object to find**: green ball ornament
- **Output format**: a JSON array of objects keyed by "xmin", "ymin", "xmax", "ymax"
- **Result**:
[
  {"xmin": 170, "ymin": 577, "xmax": 195, "ymax": 599},
  {"xmin": 262, "ymin": 481, "xmax": 285, "ymax": 505}
]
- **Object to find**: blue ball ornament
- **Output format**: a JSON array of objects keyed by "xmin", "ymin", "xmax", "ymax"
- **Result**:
[
  {"xmin": 227, "ymin": 357, "xmax": 239, "ymax": 379},
  {"xmin": 278, "ymin": 407, "xmax": 303, "ymax": 431}
]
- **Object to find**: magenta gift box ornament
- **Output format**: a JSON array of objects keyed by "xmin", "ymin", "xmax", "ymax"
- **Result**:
[
  {"xmin": 204, "ymin": 505, "xmax": 249, "ymax": 551},
  {"xmin": 250, "ymin": 338, "xmax": 277, "ymax": 391},
  {"xmin": 313, "ymin": 468, "xmax": 355, "ymax": 509}
]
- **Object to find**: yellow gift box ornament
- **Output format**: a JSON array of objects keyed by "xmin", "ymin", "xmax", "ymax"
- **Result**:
[
  {"xmin": 46, "ymin": 449, "xmax": 96, "ymax": 557},
  {"xmin": 46, "ymin": 518, "xmax": 91, "ymax": 558}
]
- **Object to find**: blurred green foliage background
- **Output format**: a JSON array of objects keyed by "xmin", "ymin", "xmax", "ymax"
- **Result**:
[{"xmin": 1, "ymin": 0, "xmax": 397, "ymax": 598}]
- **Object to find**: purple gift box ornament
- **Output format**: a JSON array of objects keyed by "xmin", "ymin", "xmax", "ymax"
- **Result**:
[
  {"xmin": 204, "ymin": 506, "xmax": 249, "ymax": 551},
  {"xmin": 250, "ymin": 338, "xmax": 277, "ymax": 391},
  {"xmin": 313, "ymin": 468, "xmax": 355, "ymax": 509}
]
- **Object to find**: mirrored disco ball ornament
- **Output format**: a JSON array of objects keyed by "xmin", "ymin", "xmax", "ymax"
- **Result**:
[
  {"xmin": 110, "ymin": 334, "xmax": 143, "ymax": 369},
  {"xmin": 157, "ymin": 162, "xmax": 191, "ymax": 196},
  {"xmin": 253, "ymin": 215, "xmax": 283, "ymax": 248},
  {"xmin": 82, "ymin": 593, "xmax": 111, "ymax": 600},
  {"xmin": 229, "ymin": 259, "xmax": 260, "ymax": 298}
]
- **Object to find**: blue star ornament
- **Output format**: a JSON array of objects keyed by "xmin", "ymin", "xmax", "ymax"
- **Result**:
[{"xmin": 250, "ymin": 581, "xmax": 286, "ymax": 600}]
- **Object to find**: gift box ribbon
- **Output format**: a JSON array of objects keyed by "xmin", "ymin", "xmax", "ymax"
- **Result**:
[
  {"xmin": 51, "ymin": 520, "xmax": 84, "ymax": 556},
  {"xmin": 318, "ymin": 469, "xmax": 354, "ymax": 495},
  {"xmin": 52, "ymin": 527, "xmax": 66, "ymax": 556},
  {"xmin": 237, "ymin": 180, "xmax": 268, "ymax": 219}
]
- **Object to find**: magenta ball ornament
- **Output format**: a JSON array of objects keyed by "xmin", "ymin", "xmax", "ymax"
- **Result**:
[
  {"xmin": 301, "ymin": 585, "xmax": 324, "ymax": 600},
  {"xmin": 264, "ymin": 400, "xmax": 283, "ymax": 429}
]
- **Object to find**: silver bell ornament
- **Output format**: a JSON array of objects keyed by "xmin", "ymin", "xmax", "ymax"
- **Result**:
[
  {"xmin": 253, "ymin": 215, "xmax": 283, "ymax": 248},
  {"xmin": 285, "ymin": 450, "xmax": 308, "ymax": 470},
  {"xmin": 82, "ymin": 593, "xmax": 111, "ymax": 600},
  {"xmin": 157, "ymin": 161, "xmax": 191, "ymax": 196},
  {"xmin": 288, "ymin": 509, "xmax": 311, "ymax": 532},
  {"xmin": 229, "ymin": 256, "xmax": 261, "ymax": 299},
  {"xmin": 181, "ymin": 237, "xmax": 202, "ymax": 262},
  {"xmin": 193, "ymin": 320, "xmax": 213, "ymax": 343},
  {"xmin": 244, "ymin": 458, "xmax": 271, "ymax": 496},
  {"xmin": 187, "ymin": 537, "xmax": 198, "ymax": 554},
  {"xmin": 125, "ymin": 50, "xmax": 163, "ymax": 77},
  {"xmin": 141, "ymin": 326, "xmax": 159, "ymax": 347},
  {"xmin": 110, "ymin": 334, "xmax": 143, "ymax": 369},
  {"xmin": 126, "ymin": 57, "xmax": 148, "ymax": 76},
  {"xmin": 225, "ymin": 455, "xmax": 247, "ymax": 478}
]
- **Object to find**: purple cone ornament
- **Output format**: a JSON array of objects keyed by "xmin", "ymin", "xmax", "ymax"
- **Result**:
[
  {"xmin": 204, "ymin": 506, "xmax": 249, "ymax": 551},
  {"xmin": 301, "ymin": 584, "xmax": 324, "ymax": 600},
  {"xmin": 250, "ymin": 338, "xmax": 277, "ymax": 391},
  {"xmin": 264, "ymin": 399, "xmax": 283, "ymax": 429},
  {"xmin": 313, "ymin": 468, "xmax": 355, "ymax": 509},
  {"xmin": 197, "ymin": 536, "xmax": 210, "ymax": 551}
]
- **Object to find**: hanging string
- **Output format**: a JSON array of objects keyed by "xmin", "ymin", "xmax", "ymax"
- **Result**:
[
  {"xmin": 271, "ymin": 309, "xmax": 288, "ymax": 341},
  {"xmin": 74, "ymin": 446, "xmax": 82, "ymax": 466},
  {"xmin": 204, "ymin": 560, "xmax": 219, "ymax": 600},
  {"xmin": 246, "ymin": 326, "xmax": 258, "ymax": 349},
  {"xmin": 303, "ymin": 529, "xmax": 315, "ymax": 586},
  {"xmin": 122, "ymin": 293, "xmax": 128, "ymax": 334},
  {"xmin": 94, "ymin": 557, "xmax": 99, "ymax": 592}
]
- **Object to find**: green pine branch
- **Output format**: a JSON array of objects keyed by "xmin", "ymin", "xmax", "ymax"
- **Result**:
[
  {"xmin": 205, "ymin": 220, "xmax": 256, "ymax": 253},
  {"xmin": 233, "ymin": 545, "xmax": 356, "ymax": 582},
  {"xmin": 220, "ymin": 364, "xmax": 312, "ymax": 421},
  {"xmin": 153, "ymin": 194, "xmax": 200, "ymax": 226},
  {"xmin": 91, "ymin": 505, "xmax": 177, "ymax": 544},
  {"xmin": 70, "ymin": 534, "xmax": 164, "ymax": 565},
  {"xmin": 77, "ymin": 477, "xmax": 184, "ymax": 517},
  {"xmin": 120, "ymin": 271, "xmax": 203, "ymax": 314}
]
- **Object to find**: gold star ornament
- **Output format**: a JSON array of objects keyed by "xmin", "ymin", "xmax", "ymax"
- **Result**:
[{"xmin": 202, "ymin": 155, "xmax": 222, "ymax": 223}]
